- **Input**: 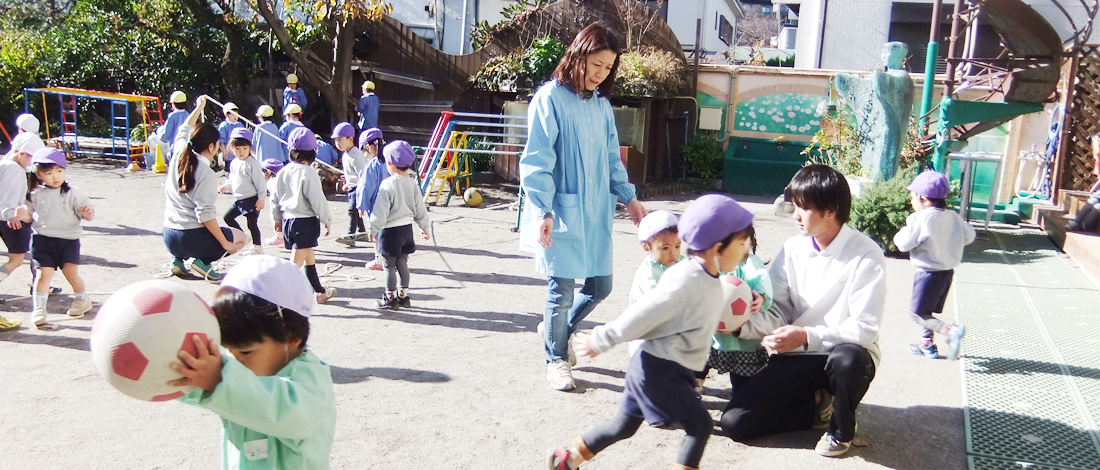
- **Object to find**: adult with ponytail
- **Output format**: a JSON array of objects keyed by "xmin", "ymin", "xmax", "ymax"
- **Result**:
[{"xmin": 162, "ymin": 96, "xmax": 242, "ymax": 282}]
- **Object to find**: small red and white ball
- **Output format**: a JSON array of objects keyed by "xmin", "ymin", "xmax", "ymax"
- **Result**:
[
  {"xmin": 90, "ymin": 280, "xmax": 220, "ymax": 402},
  {"xmin": 717, "ymin": 275, "xmax": 754, "ymax": 334}
]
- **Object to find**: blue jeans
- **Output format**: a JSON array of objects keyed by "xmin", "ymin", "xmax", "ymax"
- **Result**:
[{"xmin": 543, "ymin": 275, "xmax": 613, "ymax": 363}]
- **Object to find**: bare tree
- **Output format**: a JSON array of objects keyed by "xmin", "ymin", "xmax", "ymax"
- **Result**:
[
  {"xmin": 614, "ymin": 0, "xmax": 666, "ymax": 51},
  {"xmin": 735, "ymin": 6, "xmax": 777, "ymax": 47}
]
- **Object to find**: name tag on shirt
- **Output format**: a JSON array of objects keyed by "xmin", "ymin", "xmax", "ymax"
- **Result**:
[{"xmin": 244, "ymin": 439, "xmax": 269, "ymax": 461}]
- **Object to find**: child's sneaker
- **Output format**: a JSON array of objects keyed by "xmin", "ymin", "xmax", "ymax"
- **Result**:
[
  {"xmin": 190, "ymin": 260, "xmax": 223, "ymax": 282},
  {"xmin": 907, "ymin": 341, "xmax": 939, "ymax": 359},
  {"xmin": 397, "ymin": 294, "xmax": 411, "ymax": 308},
  {"xmin": 354, "ymin": 233, "xmax": 370, "ymax": 242},
  {"xmin": 376, "ymin": 292, "xmax": 399, "ymax": 310},
  {"xmin": 249, "ymin": 245, "xmax": 264, "ymax": 255},
  {"xmin": 546, "ymin": 448, "xmax": 577, "ymax": 470},
  {"xmin": 265, "ymin": 235, "xmax": 282, "ymax": 246},
  {"xmin": 0, "ymin": 314, "xmax": 20, "ymax": 330},
  {"xmin": 170, "ymin": 258, "xmax": 187, "ymax": 276},
  {"xmin": 365, "ymin": 258, "xmax": 383, "ymax": 270},
  {"xmin": 315, "ymin": 287, "xmax": 337, "ymax": 304},
  {"xmin": 945, "ymin": 324, "xmax": 966, "ymax": 361},
  {"xmin": 67, "ymin": 298, "xmax": 93, "ymax": 318},
  {"xmin": 1067, "ymin": 220, "xmax": 1081, "ymax": 231},
  {"xmin": 335, "ymin": 235, "xmax": 356, "ymax": 247},
  {"xmin": 30, "ymin": 307, "xmax": 48, "ymax": 327},
  {"xmin": 815, "ymin": 431, "xmax": 851, "ymax": 457}
]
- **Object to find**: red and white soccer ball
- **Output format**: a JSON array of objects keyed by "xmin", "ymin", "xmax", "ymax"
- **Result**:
[
  {"xmin": 90, "ymin": 280, "xmax": 220, "ymax": 402},
  {"xmin": 717, "ymin": 275, "xmax": 754, "ymax": 334}
]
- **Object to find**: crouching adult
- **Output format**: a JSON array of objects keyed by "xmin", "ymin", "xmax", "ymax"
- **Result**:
[{"xmin": 719, "ymin": 165, "xmax": 886, "ymax": 457}]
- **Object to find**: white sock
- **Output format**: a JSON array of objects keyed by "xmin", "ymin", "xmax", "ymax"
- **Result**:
[{"xmin": 33, "ymin": 292, "xmax": 48, "ymax": 310}]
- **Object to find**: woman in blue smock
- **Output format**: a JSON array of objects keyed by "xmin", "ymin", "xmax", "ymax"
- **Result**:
[{"xmin": 520, "ymin": 23, "xmax": 647, "ymax": 392}]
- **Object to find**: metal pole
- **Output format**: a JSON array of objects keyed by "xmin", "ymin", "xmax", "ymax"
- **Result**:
[
  {"xmin": 934, "ymin": 0, "xmax": 966, "ymax": 171},
  {"xmin": 692, "ymin": 19, "xmax": 702, "ymax": 98},
  {"xmin": 918, "ymin": 0, "xmax": 943, "ymax": 133}
]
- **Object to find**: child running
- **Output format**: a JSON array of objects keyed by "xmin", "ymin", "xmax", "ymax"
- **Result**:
[
  {"xmin": 269, "ymin": 127, "xmax": 336, "ymax": 304},
  {"xmin": 354, "ymin": 128, "xmax": 388, "ymax": 269},
  {"xmin": 15, "ymin": 148, "xmax": 95, "ymax": 329},
  {"xmin": 0, "ymin": 133, "xmax": 44, "ymax": 328},
  {"xmin": 893, "ymin": 170, "xmax": 974, "ymax": 361},
  {"xmin": 220, "ymin": 128, "xmax": 267, "ymax": 254},
  {"xmin": 369, "ymin": 140, "xmax": 429, "ymax": 309},
  {"xmin": 547, "ymin": 194, "xmax": 755, "ymax": 470},
  {"xmin": 171, "ymin": 255, "xmax": 336, "ymax": 469},
  {"xmin": 331, "ymin": 122, "xmax": 367, "ymax": 246},
  {"xmin": 253, "ymin": 105, "xmax": 284, "ymax": 164}
]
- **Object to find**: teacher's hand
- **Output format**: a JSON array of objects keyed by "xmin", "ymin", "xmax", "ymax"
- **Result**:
[
  {"xmin": 762, "ymin": 325, "xmax": 808, "ymax": 353},
  {"xmin": 626, "ymin": 199, "xmax": 647, "ymax": 226},
  {"xmin": 538, "ymin": 217, "xmax": 553, "ymax": 249}
]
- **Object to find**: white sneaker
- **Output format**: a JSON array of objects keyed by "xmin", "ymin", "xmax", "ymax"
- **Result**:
[
  {"xmin": 815, "ymin": 431, "xmax": 851, "ymax": 457},
  {"xmin": 67, "ymin": 298, "xmax": 93, "ymax": 318},
  {"xmin": 537, "ymin": 321, "xmax": 576, "ymax": 367},
  {"xmin": 30, "ymin": 307, "xmax": 48, "ymax": 327},
  {"xmin": 250, "ymin": 245, "xmax": 264, "ymax": 255},
  {"xmin": 546, "ymin": 360, "xmax": 576, "ymax": 391}
]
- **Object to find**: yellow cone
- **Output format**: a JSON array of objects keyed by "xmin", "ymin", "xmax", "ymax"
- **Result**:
[{"xmin": 153, "ymin": 144, "xmax": 167, "ymax": 173}]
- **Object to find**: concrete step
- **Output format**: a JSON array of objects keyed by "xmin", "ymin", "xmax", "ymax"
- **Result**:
[{"xmin": 1038, "ymin": 195, "xmax": 1100, "ymax": 287}]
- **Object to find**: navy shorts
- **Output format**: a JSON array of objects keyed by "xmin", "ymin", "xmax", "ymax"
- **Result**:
[
  {"xmin": 911, "ymin": 269, "xmax": 954, "ymax": 316},
  {"xmin": 31, "ymin": 234, "xmax": 80, "ymax": 269},
  {"xmin": 163, "ymin": 226, "xmax": 234, "ymax": 264},
  {"xmin": 620, "ymin": 350, "xmax": 710, "ymax": 430},
  {"xmin": 378, "ymin": 224, "xmax": 416, "ymax": 257},
  {"xmin": 232, "ymin": 196, "xmax": 260, "ymax": 216},
  {"xmin": 0, "ymin": 222, "xmax": 31, "ymax": 254},
  {"xmin": 282, "ymin": 217, "xmax": 320, "ymax": 249}
]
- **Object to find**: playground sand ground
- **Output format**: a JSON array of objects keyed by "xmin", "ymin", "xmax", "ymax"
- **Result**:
[{"xmin": 0, "ymin": 160, "xmax": 964, "ymax": 469}]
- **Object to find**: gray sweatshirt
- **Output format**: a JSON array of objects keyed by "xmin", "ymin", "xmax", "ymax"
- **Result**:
[
  {"xmin": 369, "ymin": 174, "xmax": 430, "ymax": 235},
  {"xmin": 28, "ymin": 186, "xmax": 91, "ymax": 240},
  {"xmin": 229, "ymin": 156, "xmax": 267, "ymax": 200},
  {"xmin": 893, "ymin": 208, "xmax": 976, "ymax": 271},
  {"xmin": 270, "ymin": 162, "xmax": 332, "ymax": 227},
  {"xmin": 0, "ymin": 159, "xmax": 27, "ymax": 221},
  {"xmin": 589, "ymin": 259, "xmax": 725, "ymax": 371},
  {"xmin": 342, "ymin": 147, "xmax": 366, "ymax": 188},
  {"xmin": 163, "ymin": 125, "xmax": 219, "ymax": 230}
]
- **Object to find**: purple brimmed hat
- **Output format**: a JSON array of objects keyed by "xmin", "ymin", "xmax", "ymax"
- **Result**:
[
  {"xmin": 908, "ymin": 170, "xmax": 949, "ymax": 199},
  {"xmin": 331, "ymin": 122, "xmax": 355, "ymax": 139},
  {"xmin": 678, "ymin": 194, "xmax": 753, "ymax": 251},
  {"xmin": 287, "ymin": 127, "xmax": 317, "ymax": 151},
  {"xmin": 261, "ymin": 159, "xmax": 284, "ymax": 173},
  {"xmin": 359, "ymin": 128, "xmax": 383, "ymax": 148},
  {"xmin": 383, "ymin": 140, "xmax": 415, "ymax": 167},
  {"xmin": 31, "ymin": 147, "xmax": 67, "ymax": 169},
  {"xmin": 229, "ymin": 128, "xmax": 253, "ymax": 142},
  {"xmin": 221, "ymin": 255, "xmax": 314, "ymax": 317}
]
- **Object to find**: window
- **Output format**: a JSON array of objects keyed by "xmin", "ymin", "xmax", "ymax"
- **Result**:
[{"xmin": 718, "ymin": 15, "xmax": 733, "ymax": 46}]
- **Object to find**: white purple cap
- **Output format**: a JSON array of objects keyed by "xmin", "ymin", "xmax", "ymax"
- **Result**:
[
  {"xmin": 678, "ymin": 194, "xmax": 753, "ymax": 251},
  {"xmin": 359, "ymin": 128, "xmax": 383, "ymax": 148},
  {"xmin": 31, "ymin": 147, "xmax": 66, "ymax": 169},
  {"xmin": 287, "ymin": 127, "xmax": 317, "ymax": 151},
  {"xmin": 637, "ymin": 210, "xmax": 679, "ymax": 242},
  {"xmin": 331, "ymin": 122, "xmax": 355, "ymax": 139},
  {"xmin": 908, "ymin": 170, "xmax": 950, "ymax": 199},
  {"xmin": 383, "ymin": 140, "xmax": 415, "ymax": 167},
  {"xmin": 221, "ymin": 255, "xmax": 314, "ymax": 317}
]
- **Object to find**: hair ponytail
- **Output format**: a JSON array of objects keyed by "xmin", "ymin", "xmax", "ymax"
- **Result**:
[{"xmin": 177, "ymin": 123, "xmax": 220, "ymax": 193}]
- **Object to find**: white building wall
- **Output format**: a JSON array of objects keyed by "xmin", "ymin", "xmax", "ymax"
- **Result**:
[
  {"xmin": 479, "ymin": 0, "xmax": 512, "ymax": 26},
  {"xmin": 793, "ymin": 0, "xmax": 824, "ymax": 68},
  {"xmin": 668, "ymin": 0, "xmax": 704, "ymax": 49},
  {"xmin": 668, "ymin": 0, "xmax": 741, "ymax": 54}
]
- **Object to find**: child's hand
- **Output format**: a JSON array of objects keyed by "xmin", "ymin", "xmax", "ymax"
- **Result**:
[
  {"xmin": 14, "ymin": 205, "xmax": 31, "ymax": 223},
  {"xmin": 574, "ymin": 332, "xmax": 598, "ymax": 358},
  {"xmin": 422, "ymin": 230, "xmax": 430, "ymax": 241},
  {"xmin": 218, "ymin": 184, "xmax": 229, "ymax": 194},
  {"xmin": 79, "ymin": 205, "xmax": 94, "ymax": 221},
  {"xmin": 324, "ymin": 225, "xmax": 331, "ymax": 237},
  {"xmin": 255, "ymin": 199, "xmax": 265, "ymax": 211},
  {"xmin": 168, "ymin": 335, "xmax": 223, "ymax": 391},
  {"xmin": 750, "ymin": 291, "xmax": 763, "ymax": 314}
]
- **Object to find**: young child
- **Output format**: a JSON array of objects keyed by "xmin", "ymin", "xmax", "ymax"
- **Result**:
[
  {"xmin": 220, "ymin": 128, "xmax": 267, "ymax": 254},
  {"xmin": 278, "ymin": 105, "xmax": 306, "ymax": 162},
  {"xmin": 893, "ymin": 170, "xmax": 975, "ymax": 361},
  {"xmin": 0, "ymin": 133, "xmax": 43, "ymax": 329},
  {"xmin": 356, "ymin": 80, "xmax": 379, "ymax": 131},
  {"xmin": 354, "ymin": 128, "xmax": 389, "ymax": 269},
  {"xmin": 315, "ymin": 136, "xmax": 340, "ymax": 167},
  {"xmin": 332, "ymin": 122, "xmax": 367, "ymax": 246},
  {"xmin": 217, "ymin": 102, "xmax": 244, "ymax": 167},
  {"xmin": 270, "ymin": 127, "xmax": 336, "ymax": 304},
  {"xmin": 697, "ymin": 226, "xmax": 773, "ymax": 392},
  {"xmin": 261, "ymin": 159, "xmax": 285, "ymax": 248},
  {"xmin": 16, "ymin": 148, "xmax": 95, "ymax": 329},
  {"xmin": 548, "ymin": 195, "xmax": 754, "ymax": 470},
  {"xmin": 629, "ymin": 210, "xmax": 684, "ymax": 305},
  {"xmin": 253, "ymin": 105, "xmax": 284, "ymax": 164},
  {"xmin": 368, "ymin": 140, "xmax": 429, "ymax": 309},
  {"xmin": 155, "ymin": 91, "xmax": 189, "ymax": 157},
  {"xmin": 283, "ymin": 73, "xmax": 308, "ymax": 111},
  {"xmin": 171, "ymin": 255, "xmax": 336, "ymax": 469}
]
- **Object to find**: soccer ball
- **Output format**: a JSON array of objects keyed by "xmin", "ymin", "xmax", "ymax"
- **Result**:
[
  {"xmin": 463, "ymin": 187, "xmax": 483, "ymax": 207},
  {"xmin": 90, "ymin": 280, "xmax": 220, "ymax": 402},
  {"xmin": 717, "ymin": 275, "xmax": 754, "ymax": 334}
]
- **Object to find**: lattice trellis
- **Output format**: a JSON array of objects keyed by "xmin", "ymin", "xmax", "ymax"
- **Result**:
[{"xmin": 1061, "ymin": 45, "xmax": 1100, "ymax": 192}]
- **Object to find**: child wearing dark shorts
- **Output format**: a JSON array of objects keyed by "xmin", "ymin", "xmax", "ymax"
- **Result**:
[
  {"xmin": 219, "ymin": 128, "xmax": 266, "ymax": 253},
  {"xmin": 548, "ymin": 195, "xmax": 755, "ymax": 470},
  {"xmin": 894, "ymin": 170, "xmax": 976, "ymax": 361},
  {"xmin": 270, "ymin": 127, "xmax": 336, "ymax": 304},
  {"xmin": 368, "ymin": 141, "xmax": 430, "ymax": 310},
  {"xmin": 0, "ymin": 134, "xmax": 37, "ymax": 329}
]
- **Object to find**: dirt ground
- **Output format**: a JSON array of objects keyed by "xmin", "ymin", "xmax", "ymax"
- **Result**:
[{"xmin": 0, "ymin": 160, "xmax": 964, "ymax": 469}]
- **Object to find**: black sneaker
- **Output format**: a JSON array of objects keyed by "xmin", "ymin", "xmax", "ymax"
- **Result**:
[
  {"xmin": 397, "ymin": 295, "xmax": 411, "ymax": 308},
  {"xmin": 376, "ymin": 294, "xmax": 399, "ymax": 310}
]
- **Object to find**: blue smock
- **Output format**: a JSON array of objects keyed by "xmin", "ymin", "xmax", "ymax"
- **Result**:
[
  {"xmin": 356, "ymin": 93, "xmax": 379, "ymax": 131},
  {"xmin": 519, "ymin": 81, "xmax": 636, "ymax": 280},
  {"xmin": 218, "ymin": 120, "xmax": 244, "ymax": 144},
  {"xmin": 316, "ymin": 139, "xmax": 339, "ymax": 166},
  {"xmin": 278, "ymin": 121, "xmax": 305, "ymax": 160},
  {"xmin": 354, "ymin": 156, "xmax": 390, "ymax": 217},
  {"xmin": 282, "ymin": 86, "xmax": 308, "ymax": 112},
  {"xmin": 155, "ymin": 109, "xmax": 189, "ymax": 156},
  {"xmin": 252, "ymin": 122, "xmax": 285, "ymax": 163}
]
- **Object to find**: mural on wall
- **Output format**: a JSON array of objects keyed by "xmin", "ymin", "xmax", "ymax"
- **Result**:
[{"xmin": 734, "ymin": 93, "xmax": 827, "ymax": 135}]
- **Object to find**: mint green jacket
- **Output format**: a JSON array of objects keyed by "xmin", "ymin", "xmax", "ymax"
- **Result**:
[{"xmin": 179, "ymin": 349, "xmax": 336, "ymax": 469}]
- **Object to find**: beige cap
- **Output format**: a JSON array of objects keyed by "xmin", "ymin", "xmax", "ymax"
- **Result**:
[
  {"xmin": 286, "ymin": 73, "xmax": 298, "ymax": 84},
  {"xmin": 284, "ymin": 103, "xmax": 303, "ymax": 115},
  {"xmin": 169, "ymin": 91, "xmax": 187, "ymax": 103},
  {"xmin": 256, "ymin": 105, "xmax": 275, "ymax": 117},
  {"xmin": 362, "ymin": 80, "xmax": 376, "ymax": 90}
]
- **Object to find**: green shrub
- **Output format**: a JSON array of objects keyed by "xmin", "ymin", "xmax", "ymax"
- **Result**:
[
  {"xmin": 850, "ymin": 167, "xmax": 916, "ymax": 253},
  {"xmin": 615, "ymin": 47, "xmax": 687, "ymax": 98},
  {"xmin": 681, "ymin": 134, "xmax": 723, "ymax": 180},
  {"xmin": 521, "ymin": 36, "xmax": 565, "ymax": 86}
]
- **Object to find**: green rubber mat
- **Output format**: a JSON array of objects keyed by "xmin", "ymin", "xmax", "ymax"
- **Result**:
[{"xmin": 958, "ymin": 229, "xmax": 1100, "ymax": 470}]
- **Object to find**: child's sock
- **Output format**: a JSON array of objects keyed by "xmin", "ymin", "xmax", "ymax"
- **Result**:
[
  {"xmin": 74, "ymin": 291, "xmax": 88, "ymax": 301},
  {"xmin": 33, "ymin": 292, "xmax": 48, "ymax": 310},
  {"xmin": 304, "ymin": 264, "xmax": 324, "ymax": 293},
  {"xmin": 920, "ymin": 337, "xmax": 934, "ymax": 347},
  {"xmin": 398, "ymin": 287, "xmax": 407, "ymax": 298}
]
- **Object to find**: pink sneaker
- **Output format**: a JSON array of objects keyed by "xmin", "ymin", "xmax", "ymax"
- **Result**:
[
  {"xmin": 365, "ymin": 258, "xmax": 383, "ymax": 270},
  {"xmin": 266, "ymin": 236, "xmax": 282, "ymax": 247}
]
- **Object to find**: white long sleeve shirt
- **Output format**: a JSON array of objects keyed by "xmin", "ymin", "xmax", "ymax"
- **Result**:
[
  {"xmin": 0, "ymin": 159, "xmax": 28, "ymax": 221},
  {"xmin": 590, "ymin": 259, "xmax": 725, "ymax": 371},
  {"xmin": 738, "ymin": 225, "xmax": 887, "ymax": 366},
  {"xmin": 341, "ymin": 147, "xmax": 366, "ymax": 188},
  {"xmin": 893, "ymin": 208, "xmax": 976, "ymax": 271},
  {"xmin": 28, "ymin": 186, "xmax": 91, "ymax": 239},
  {"xmin": 270, "ymin": 162, "xmax": 332, "ymax": 227}
]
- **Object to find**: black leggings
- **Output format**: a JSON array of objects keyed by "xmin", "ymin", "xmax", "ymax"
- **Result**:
[
  {"xmin": 223, "ymin": 207, "xmax": 261, "ymax": 246},
  {"xmin": 581, "ymin": 410, "xmax": 711, "ymax": 468},
  {"xmin": 348, "ymin": 190, "xmax": 365, "ymax": 234}
]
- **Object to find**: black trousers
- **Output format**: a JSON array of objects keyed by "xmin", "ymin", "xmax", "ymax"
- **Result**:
[{"xmin": 719, "ymin": 343, "xmax": 875, "ymax": 442}]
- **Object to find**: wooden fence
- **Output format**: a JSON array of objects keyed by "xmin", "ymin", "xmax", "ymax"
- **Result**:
[{"xmin": 1058, "ymin": 45, "xmax": 1100, "ymax": 193}]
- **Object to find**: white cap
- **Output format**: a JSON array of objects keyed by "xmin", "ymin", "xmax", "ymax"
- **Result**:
[
  {"xmin": 10, "ymin": 133, "xmax": 45, "ymax": 155},
  {"xmin": 221, "ymin": 255, "xmax": 314, "ymax": 318},
  {"xmin": 638, "ymin": 210, "xmax": 679, "ymax": 242},
  {"xmin": 16, "ymin": 113, "xmax": 39, "ymax": 134}
]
